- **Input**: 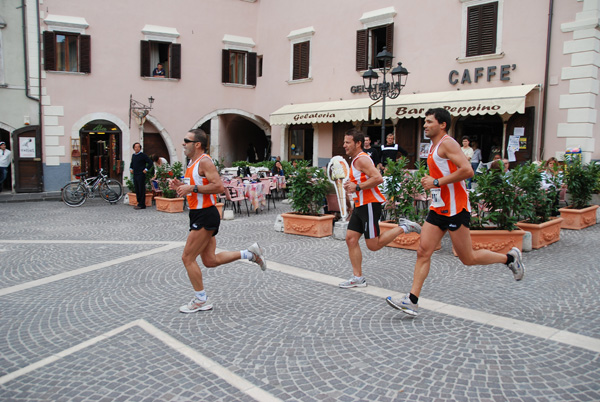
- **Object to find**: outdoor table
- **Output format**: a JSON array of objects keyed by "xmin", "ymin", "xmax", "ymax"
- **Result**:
[{"xmin": 243, "ymin": 181, "xmax": 267, "ymax": 211}]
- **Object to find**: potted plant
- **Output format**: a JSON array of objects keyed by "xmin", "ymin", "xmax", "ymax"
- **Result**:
[
  {"xmin": 467, "ymin": 160, "xmax": 526, "ymax": 254},
  {"xmin": 379, "ymin": 158, "xmax": 435, "ymax": 250},
  {"xmin": 281, "ymin": 165, "xmax": 334, "ymax": 237},
  {"xmin": 154, "ymin": 161, "xmax": 185, "ymax": 213},
  {"xmin": 559, "ymin": 156, "xmax": 600, "ymax": 229},
  {"xmin": 512, "ymin": 162, "xmax": 563, "ymax": 249}
]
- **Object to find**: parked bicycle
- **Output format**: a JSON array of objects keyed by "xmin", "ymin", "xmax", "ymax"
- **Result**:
[{"xmin": 61, "ymin": 168, "xmax": 123, "ymax": 207}]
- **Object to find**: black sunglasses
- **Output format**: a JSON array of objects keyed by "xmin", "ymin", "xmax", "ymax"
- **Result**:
[{"xmin": 183, "ymin": 138, "xmax": 199, "ymax": 143}]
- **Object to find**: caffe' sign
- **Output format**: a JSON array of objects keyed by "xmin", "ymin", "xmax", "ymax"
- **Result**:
[
  {"xmin": 293, "ymin": 112, "xmax": 336, "ymax": 121},
  {"xmin": 395, "ymin": 103, "xmax": 502, "ymax": 117}
]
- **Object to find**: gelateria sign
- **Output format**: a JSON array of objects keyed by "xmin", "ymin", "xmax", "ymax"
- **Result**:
[{"xmin": 293, "ymin": 112, "xmax": 336, "ymax": 122}]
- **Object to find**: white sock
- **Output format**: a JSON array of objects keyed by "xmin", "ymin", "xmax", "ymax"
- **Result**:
[
  {"xmin": 354, "ymin": 276, "xmax": 364, "ymax": 281},
  {"xmin": 195, "ymin": 290, "xmax": 207, "ymax": 301},
  {"xmin": 240, "ymin": 250, "xmax": 253, "ymax": 260}
]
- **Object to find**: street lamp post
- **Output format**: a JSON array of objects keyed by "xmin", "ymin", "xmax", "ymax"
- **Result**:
[
  {"xmin": 129, "ymin": 95, "xmax": 155, "ymax": 147},
  {"xmin": 362, "ymin": 47, "xmax": 409, "ymax": 146}
]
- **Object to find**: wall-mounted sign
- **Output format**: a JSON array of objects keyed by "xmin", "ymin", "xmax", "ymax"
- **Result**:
[
  {"xmin": 449, "ymin": 64, "xmax": 517, "ymax": 85},
  {"xmin": 19, "ymin": 137, "xmax": 36, "ymax": 158}
]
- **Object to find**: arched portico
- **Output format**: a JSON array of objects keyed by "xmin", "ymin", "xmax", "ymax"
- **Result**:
[{"xmin": 192, "ymin": 109, "xmax": 271, "ymax": 166}]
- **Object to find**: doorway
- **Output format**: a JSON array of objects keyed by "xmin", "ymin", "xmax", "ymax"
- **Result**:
[
  {"xmin": 456, "ymin": 114, "xmax": 503, "ymax": 163},
  {"xmin": 79, "ymin": 120, "xmax": 123, "ymax": 180},
  {"xmin": 12, "ymin": 126, "xmax": 43, "ymax": 192}
]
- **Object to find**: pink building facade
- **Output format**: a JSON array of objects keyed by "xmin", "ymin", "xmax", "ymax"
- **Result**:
[{"xmin": 3, "ymin": 0, "xmax": 598, "ymax": 191}]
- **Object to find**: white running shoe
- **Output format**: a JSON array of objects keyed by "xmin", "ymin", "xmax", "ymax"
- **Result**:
[
  {"xmin": 386, "ymin": 293, "xmax": 418, "ymax": 317},
  {"xmin": 398, "ymin": 218, "xmax": 421, "ymax": 234},
  {"xmin": 179, "ymin": 297, "xmax": 213, "ymax": 313},
  {"xmin": 339, "ymin": 276, "xmax": 367, "ymax": 288},
  {"xmin": 507, "ymin": 247, "xmax": 525, "ymax": 281},
  {"xmin": 248, "ymin": 242, "xmax": 267, "ymax": 271}
]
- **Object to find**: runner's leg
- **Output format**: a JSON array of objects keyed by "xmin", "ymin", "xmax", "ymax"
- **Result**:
[
  {"xmin": 410, "ymin": 222, "xmax": 445, "ymax": 298},
  {"xmin": 450, "ymin": 225, "xmax": 508, "ymax": 266}
]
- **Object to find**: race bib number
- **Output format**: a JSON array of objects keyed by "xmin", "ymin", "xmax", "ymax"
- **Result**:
[
  {"xmin": 430, "ymin": 188, "xmax": 445, "ymax": 208},
  {"xmin": 183, "ymin": 177, "xmax": 190, "ymax": 185}
]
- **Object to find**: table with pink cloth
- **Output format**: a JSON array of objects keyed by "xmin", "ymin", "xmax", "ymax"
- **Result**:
[{"xmin": 243, "ymin": 182, "xmax": 267, "ymax": 211}]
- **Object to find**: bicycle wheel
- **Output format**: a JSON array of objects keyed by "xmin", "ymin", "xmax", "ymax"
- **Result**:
[
  {"xmin": 62, "ymin": 183, "xmax": 87, "ymax": 207},
  {"xmin": 99, "ymin": 179, "xmax": 123, "ymax": 203}
]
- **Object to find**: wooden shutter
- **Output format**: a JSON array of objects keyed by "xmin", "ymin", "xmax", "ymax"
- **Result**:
[
  {"xmin": 79, "ymin": 35, "xmax": 91, "ymax": 73},
  {"xmin": 170, "ymin": 43, "xmax": 181, "ymax": 79},
  {"xmin": 466, "ymin": 2, "xmax": 498, "ymax": 57},
  {"xmin": 385, "ymin": 23, "xmax": 394, "ymax": 68},
  {"xmin": 43, "ymin": 31, "xmax": 56, "ymax": 71},
  {"xmin": 292, "ymin": 41, "xmax": 310, "ymax": 80},
  {"xmin": 247, "ymin": 52, "xmax": 257, "ymax": 86},
  {"xmin": 356, "ymin": 29, "xmax": 368, "ymax": 71},
  {"xmin": 140, "ymin": 41, "xmax": 150, "ymax": 77},
  {"xmin": 222, "ymin": 49, "xmax": 230, "ymax": 83}
]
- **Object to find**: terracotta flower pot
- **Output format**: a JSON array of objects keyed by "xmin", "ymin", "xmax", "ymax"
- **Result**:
[
  {"xmin": 559, "ymin": 205, "xmax": 599, "ymax": 230},
  {"xmin": 155, "ymin": 197, "xmax": 185, "ymax": 213},
  {"xmin": 216, "ymin": 202, "xmax": 224, "ymax": 219},
  {"xmin": 379, "ymin": 221, "xmax": 441, "ymax": 251},
  {"xmin": 516, "ymin": 217, "xmax": 563, "ymax": 249},
  {"xmin": 281, "ymin": 212, "xmax": 335, "ymax": 238}
]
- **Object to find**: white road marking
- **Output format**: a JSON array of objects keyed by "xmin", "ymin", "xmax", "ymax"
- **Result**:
[{"xmin": 0, "ymin": 319, "xmax": 282, "ymax": 402}]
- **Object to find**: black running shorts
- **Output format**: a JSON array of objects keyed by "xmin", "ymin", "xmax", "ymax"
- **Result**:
[
  {"xmin": 347, "ymin": 202, "xmax": 382, "ymax": 239},
  {"xmin": 189, "ymin": 206, "xmax": 220, "ymax": 236},
  {"xmin": 425, "ymin": 209, "xmax": 471, "ymax": 232}
]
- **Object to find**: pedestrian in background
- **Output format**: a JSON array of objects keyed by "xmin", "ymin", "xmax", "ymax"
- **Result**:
[
  {"xmin": 129, "ymin": 142, "xmax": 152, "ymax": 210},
  {"xmin": 0, "ymin": 142, "xmax": 12, "ymax": 192}
]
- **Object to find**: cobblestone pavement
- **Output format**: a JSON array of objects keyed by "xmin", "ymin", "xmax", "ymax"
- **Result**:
[{"xmin": 1, "ymin": 199, "xmax": 599, "ymax": 401}]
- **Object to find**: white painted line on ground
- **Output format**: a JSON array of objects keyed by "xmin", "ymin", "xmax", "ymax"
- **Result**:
[
  {"xmin": 137, "ymin": 320, "xmax": 282, "ymax": 402},
  {"xmin": 266, "ymin": 260, "xmax": 600, "ymax": 354},
  {"xmin": 0, "ymin": 319, "xmax": 282, "ymax": 402},
  {"xmin": 0, "ymin": 321, "xmax": 138, "ymax": 386},
  {"xmin": 0, "ymin": 243, "xmax": 184, "ymax": 297},
  {"xmin": 2, "ymin": 241, "xmax": 599, "ymax": 355},
  {"xmin": 2, "ymin": 240, "xmax": 185, "ymax": 245}
]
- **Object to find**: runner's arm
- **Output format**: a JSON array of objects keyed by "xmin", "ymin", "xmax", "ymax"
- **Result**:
[
  {"xmin": 344, "ymin": 156, "xmax": 383, "ymax": 194},
  {"xmin": 422, "ymin": 140, "xmax": 473, "ymax": 190}
]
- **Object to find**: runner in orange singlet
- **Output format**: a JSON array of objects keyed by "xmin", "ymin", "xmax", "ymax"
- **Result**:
[
  {"xmin": 339, "ymin": 129, "xmax": 421, "ymax": 289},
  {"xmin": 386, "ymin": 108, "xmax": 524, "ymax": 317},
  {"xmin": 169, "ymin": 129, "xmax": 267, "ymax": 313}
]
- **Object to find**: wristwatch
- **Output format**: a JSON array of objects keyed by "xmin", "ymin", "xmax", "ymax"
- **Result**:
[
  {"xmin": 433, "ymin": 179, "xmax": 440, "ymax": 187},
  {"xmin": 193, "ymin": 185, "xmax": 199, "ymax": 193},
  {"xmin": 355, "ymin": 184, "xmax": 361, "ymax": 192}
]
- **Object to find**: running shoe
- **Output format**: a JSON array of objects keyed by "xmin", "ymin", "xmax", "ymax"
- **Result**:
[
  {"xmin": 386, "ymin": 293, "xmax": 418, "ymax": 317},
  {"xmin": 507, "ymin": 247, "xmax": 525, "ymax": 281},
  {"xmin": 248, "ymin": 242, "xmax": 267, "ymax": 271},
  {"xmin": 398, "ymin": 218, "xmax": 421, "ymax": 234},
  {"xmin": 179, "ymin": 297, "xmax": 213, "ymax": 313},
  {"xmin": 339, "ymin": 276, "xmax": 367, "ymax": 288}
]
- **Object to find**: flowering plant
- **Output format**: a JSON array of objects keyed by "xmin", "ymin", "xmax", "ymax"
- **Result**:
[{"xmin": 155, "ymin": 162, "xmax": 184, "ymax": 198}]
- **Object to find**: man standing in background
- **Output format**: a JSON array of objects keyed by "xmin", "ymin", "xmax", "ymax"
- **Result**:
[
  {"xmin": 0, "ymin": 142, "xmax": 11, "ymax": 192},
  {"xmin": 129, "ymin": 142, "xmax": 153, "ymax": 210}
]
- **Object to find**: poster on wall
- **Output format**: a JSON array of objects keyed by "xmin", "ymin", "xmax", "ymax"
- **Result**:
[
  {"xmin": 419, "ymin": 142, "xmax": 431, "ymax": 159},
  {"xmin": 19, "ymin": 137, "xmax": 36, "ymax": 158}
]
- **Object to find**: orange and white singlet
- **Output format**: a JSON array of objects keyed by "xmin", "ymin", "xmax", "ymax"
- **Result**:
[
  {"xmin": 185, "ymin": 154, "xmax": 217, "ymax": 210},
  {"xmin": 427, "ymin": 135, "xmax": 471, "ymax": 216},
  {"xmin": 349, "ymin": 152, "xmax": 386, "ymax": 207}
]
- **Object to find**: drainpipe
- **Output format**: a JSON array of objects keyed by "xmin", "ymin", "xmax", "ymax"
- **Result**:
[
  {"xmin": 20, "ymin": 0, "xmax": 39, "ymax": 103},
  {"xmin": 539, "ymin": 0, "xmax": 554, "ymax": 160}
]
